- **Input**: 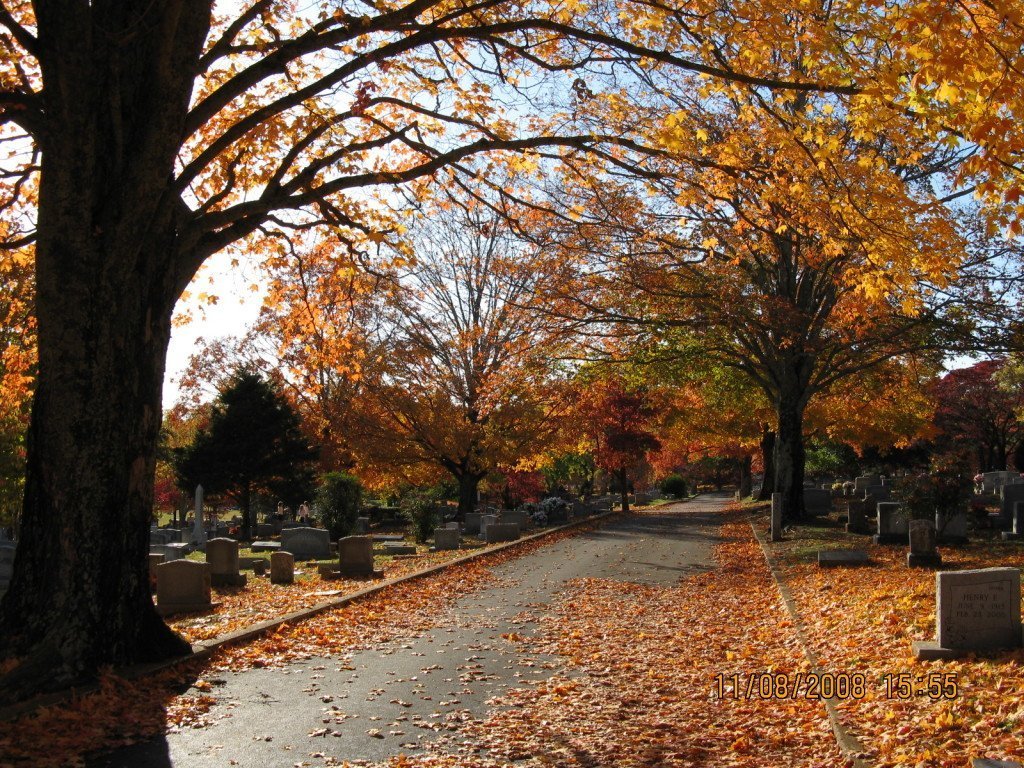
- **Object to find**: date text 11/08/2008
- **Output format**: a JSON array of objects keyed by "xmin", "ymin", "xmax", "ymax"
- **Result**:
[{"xmin": 712, "ymin": 672, "xmax": 960, "ymax": 701}]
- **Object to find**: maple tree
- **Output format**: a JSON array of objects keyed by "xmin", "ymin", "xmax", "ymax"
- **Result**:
[
  {"xmin": 345, "ymin": 203, "xmax": 573, "ymax": 516},
  {"xmin": 575, "ymin": 376, "xmax": 662, "ymax": 514},
  {"xmin": 0, "ymin": 246, "xmax": 33, "ymax": 528},
  {"xmin": 931, "ymin": 359, "xmax": 1024, "ymax": 473}
]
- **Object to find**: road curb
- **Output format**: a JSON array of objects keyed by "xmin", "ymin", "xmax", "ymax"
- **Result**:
[
  {"xmin": 0, "ymin": 509, "xmax": 618, "ymax": 722},
  {"xmin": 749, "ymin": 520, "xmax": 875, "ymax": 768}
]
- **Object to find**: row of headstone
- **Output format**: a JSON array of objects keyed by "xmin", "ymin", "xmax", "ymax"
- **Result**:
[{"xmin": 981, "ymin": 471, "xmax": 1024, "ymax": 494}]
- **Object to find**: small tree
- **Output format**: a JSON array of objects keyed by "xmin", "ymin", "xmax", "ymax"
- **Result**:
[
  {"xmin": 316, "ymin": 472, "xmax": 363, "ymax": 541},
  {"xmin": 173, "ymin": 371, "xmax": 318, "ymax": 539},
  {"xmin": 660, "ymin": 474, "xmax": 688, "ymax": 499},
  {"xmin": 401, "ymin": 489, "xmax": 440, "ymax": 544}
]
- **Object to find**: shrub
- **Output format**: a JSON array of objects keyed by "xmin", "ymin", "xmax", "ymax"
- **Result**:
[
  {"xmin": 400, "ymin": 488, "xmax": 439, "ymax": 543},
  {"xmin": 315, "ymin": 472, "xmax": 363, "ymax": 541},
  {"xmin": 895, "ymin": 473, "xmax": 972, "ymax": 522},
  {"xmin": 660, "ymin": 474, "xmax": 688, "ymax": 498}
]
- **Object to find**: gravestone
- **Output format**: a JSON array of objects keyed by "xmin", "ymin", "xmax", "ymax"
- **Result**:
[
  {"xmin": 803, "ymin": 488, "xmax": 832, "ymax": 516},
  {"xmin": 770, "ymin": 493, "xmax": 783, "ymax": 542},
  {"xmin": 445, "ymin": 521, "xmax": 459, "ymax": 530},
  {"xmin": 854, "ymin": 475, "xmax": 881, "ymax": 494},
  {"xmin": 251, "ymin": 540, "xmax": 281, "ymax": 553},
  {"xmin": 1001, "ymin": 501, "xmax": 1024, "ymax": 541},
  {"xmin": 270, "ymin": 551, "xmax": 294, "ymax": 585},
  {"xmin": 1000, "ymin": 484, "xmax": 1024, "ymax": 526},
  {"xmin": 190, "ymin": 484, "xmax": 207, "ymax": 550},
  {"xmin": 147, "ymin": 552, "xmax": 165, "ymax": 590},
  {"xmin": 150, "ymin": 542, "xmax": 190, "ymax": 561},
  {"xmin": 149, "ymin": 529, "xmax": 174, "ymax": 546},
  {"xmin": 280, "ymin": 526, "xmax": 331, "ymax": 560},
  {"xmin": 206, "ymin": 537, "xmax": 247, "ymax": 587},
  {"xmin": 873, "ymin": 502, "xmax": 909, "ymax": 545},
  {"xmin": 501, "ymin": 510, "xmax": 531, "ymax": 529},
  {"xmin": 338, "ymin": 535, "xmax": 377, "ymax": 577},
  {"xmin": 382, "ymin": 542, "xmax": 417, "ymax": 556},
  {"xmin": 913, "ymin": 567, "xmax": 1023, "ymax": 659},
  {"xmin": 864, "ymin": 484, "xmax": 891, "ymax": 502},
  {"xmin": 464, "ymin": 512, "xmax": 482, "ymax": 535},
  {"xmin": 479, "ymin": 514, "xmax": 499, "ymax": 538},
  {"xmin": 485, "ymin": 522, "xmax": 521, "ymax": 543},
  {"xmin": 983, "ymin": 471, "xmax": 1006, "ymax": 493},
  {"xmin": 255, "ymin": 523, "xmax": 274, "ymax": 538},
  {"xmin": 434, "ymin": 527, "xmax": 460, "ymax": 550},
  {"xmin": 155, "ymin": 560, "xmax": 212, "ymax": 616},
  {"xmin": 845, "ymin": 499, "xmax": 870, "ymax": 534},
  {"xmin": 938, "ymin": 511, "xmax": 969, "ymax": 545},
  {"xmin": 817, "ymin": 549, "xmax": 869, "ymax": 567},
  {"xmin": 354, "ymin": 517, "xmax": 370, "ymax": 534},
  {"xmin": 907, "ymin": 520, "xmax": 942, "ymax": 568}
]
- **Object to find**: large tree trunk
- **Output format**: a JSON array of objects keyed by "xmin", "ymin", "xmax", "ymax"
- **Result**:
[
  {"xmin": 456, "ymin": 472, "xmax": 484, "ymax": 519},
  {"xmin": 756, "ymin": 425, "xmax": 776, "ymax": 501},
  {"xmin": 774, "ymin": 389, "xmax": 808, "ymax": 522},
  {"xmin": 0, "ymin": 2, "xmax": 211, "ymax": 701}
]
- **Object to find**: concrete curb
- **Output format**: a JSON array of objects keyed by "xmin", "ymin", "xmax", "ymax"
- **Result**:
[
  {"xmin": 749, "ymin": 520, "xmax": 874, "ymax": 768},
  {"xmin": 0, "ymin": 509, "xmax": 618, "ymax": 722}
]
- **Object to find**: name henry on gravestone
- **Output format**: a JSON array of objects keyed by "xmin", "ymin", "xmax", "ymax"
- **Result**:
[{"xmin": 913, "ymin": 567, "xmax": 1023, "ymax": 659}]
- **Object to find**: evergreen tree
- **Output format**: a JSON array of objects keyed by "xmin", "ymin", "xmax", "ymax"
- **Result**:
[{"xmin": 174, "ymin": 371, "xmax": 317, "ymax": 539}]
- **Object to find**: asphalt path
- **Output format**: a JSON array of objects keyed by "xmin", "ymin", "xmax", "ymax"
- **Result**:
[{"xmin": 90, "ymin": 495, "xmax": 728, "ymax": 768}]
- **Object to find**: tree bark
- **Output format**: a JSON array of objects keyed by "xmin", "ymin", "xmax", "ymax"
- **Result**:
[
  {"xmin": 757, "ymin": 425, "xmax": 776, "ymax": 501},
  {"xmin": 456, "ymin": 472, "xmax": 484, "ymax": 519},
  {"xmin": 774, "ymin": 389, "xmax": 808, "ymax": 522},
  {"xmin": 0, "ymin": 2, "xmax": 211, "ymax": 700}
]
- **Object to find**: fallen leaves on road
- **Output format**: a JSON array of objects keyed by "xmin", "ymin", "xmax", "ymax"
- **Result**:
[
  {"xmin": 0, "ymin": 521, "xmax": 604, "ymax": 767},
  {"xmin": 379, "ymin": 509, "xmax": 842, "ymax": 767}
]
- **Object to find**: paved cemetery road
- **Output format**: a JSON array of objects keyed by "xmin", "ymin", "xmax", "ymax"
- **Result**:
[{"xmin": 90, "ymin": 495, "xmax": 730, "ymax": 768}]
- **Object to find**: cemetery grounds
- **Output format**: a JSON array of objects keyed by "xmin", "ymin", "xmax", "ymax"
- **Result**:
[{"xmin": 0, "ymin": 498, "xmax": 1021, "ymax": 766}]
